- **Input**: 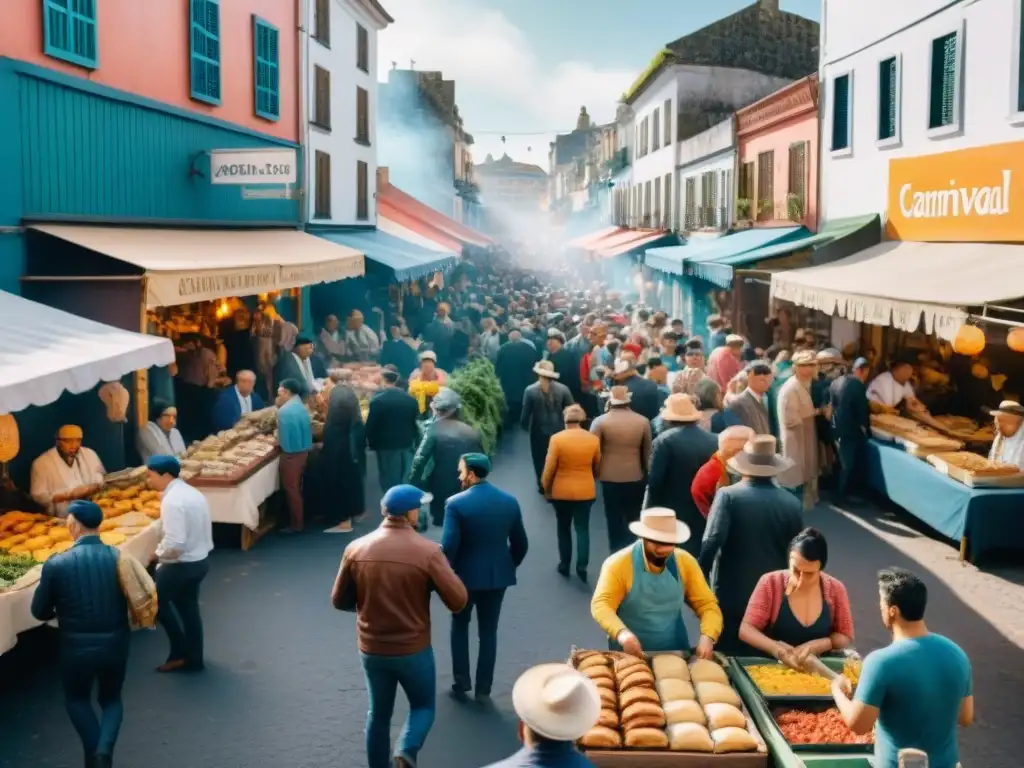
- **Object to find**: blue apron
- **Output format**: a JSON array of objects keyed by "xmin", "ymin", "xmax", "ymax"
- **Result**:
[{"xmin": 613, "ymin": 542, "xmax": 690, "ymax": 652}]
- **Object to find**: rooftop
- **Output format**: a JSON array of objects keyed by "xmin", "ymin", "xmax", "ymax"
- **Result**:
[{"xmin": 476, "ymin": 153, "xmax": 547, "ymax": 177}]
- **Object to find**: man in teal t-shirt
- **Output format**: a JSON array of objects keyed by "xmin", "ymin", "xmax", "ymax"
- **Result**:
[{"xmin": 831, "ymin": 567, "xmax": 973, "ymax": 768}]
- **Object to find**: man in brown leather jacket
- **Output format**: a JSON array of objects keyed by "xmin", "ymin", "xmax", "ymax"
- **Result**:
[{"xmin": 332, "ymin": 484, "xmax": 468, "ymax": 768}]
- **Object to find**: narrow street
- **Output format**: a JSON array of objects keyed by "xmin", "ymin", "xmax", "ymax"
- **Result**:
[{"xmin": 2, "ymin": 430, "xmax": 1022, "ymax": 768}]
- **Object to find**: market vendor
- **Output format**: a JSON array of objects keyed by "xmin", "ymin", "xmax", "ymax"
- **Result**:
[
  {"xmin": 317, "ymin": 314, "xmax": 346, "ymax": 368},
  {"xmin": 590, "ymin": 507, "xmax": 722, "ymax": 657},
  {"xmin": 275, "ymin": 335, "xmax": 325, "ymax": 395},
  {"xmin": 30, "ymin": 425, "xmax": 106, "ymax": 518},
  {"xmin": 989, "ymin": 400, "xmax": 1024, "ymax": 468},
  {"xmin": 345, "ymin": 309, "xmax": 381, "ymax": 362},
  {"xmin": 738, "ymin": 528, "xmax": 854, "ymax": 668},
  {"xmin": 136, "ymin": 399, "xmax": 186, "ymax": 461},
  {"xmin": 409, "ymin": 349, "xmax": 448, "ymax": 385},
  {"xmin": 867, "ymin": 359, "xmax": 925, "ymax": 415}
]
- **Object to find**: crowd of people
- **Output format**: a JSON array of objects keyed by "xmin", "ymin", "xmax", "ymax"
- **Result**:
[{"xmin": 25, "ymin": 255, "xmax": 976, "ymax": 768}]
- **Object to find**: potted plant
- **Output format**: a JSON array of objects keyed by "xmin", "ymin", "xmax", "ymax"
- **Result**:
[
  {"xmin": 787, "ymin": 193, "xmax": 804, "ymax": 222},
  {"xmin": 758, "ymin": 197, "xmax": 773, "ymax": 219},
  {"xmin": 735, "ymin": 198, "xmax": 752, "ymax": 221}
]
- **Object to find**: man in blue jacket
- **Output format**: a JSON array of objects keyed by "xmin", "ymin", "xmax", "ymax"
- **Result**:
[
  {"xmin": 830, "ymin": 357, "xmax": 872, "ymax": 501},
  {"xmin": 31, "ymin": 500, "xmax": 130, "ymax": 768},
  {"xmin": 442, "ymin": 453, "xmax": 529, "ymax": 702},
  {"xmin": 211, "ymin": 369, "xmax": 265, "ymax": 432}
]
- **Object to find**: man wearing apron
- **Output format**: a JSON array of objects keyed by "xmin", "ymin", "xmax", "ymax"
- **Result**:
[{"xmin": 591, "ymin": 507, "xmax": 723, "ymax": 658}]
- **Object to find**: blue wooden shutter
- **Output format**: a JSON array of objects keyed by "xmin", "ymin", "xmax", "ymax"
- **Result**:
[
  {"xmin": 43, "ymin": 0, "xmax": 97, "ymax": 68},
  {"xmin": 254, "ymin": 17, "xmax": 280, "ymax": 121},
  {"xmin": 831, "ymin": 75, "xmax": 850, "ymax": 151},
  {"xmin": 190, "ymin": 0, "xmax": 221, "ymax": 105},
  {"xmin": 878, "ymin": 58, "xmax": 897, "ymax": 140}
]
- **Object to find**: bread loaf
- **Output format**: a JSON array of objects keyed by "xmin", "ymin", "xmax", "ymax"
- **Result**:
[
  {"xmin": 578, "ymin": 655, "xmax": 611, "ymax": 672},
  {"xmin": 620, "ymin": 686, "xmax": 660, "ymax": 709},
  {"xmin": 621, "ymin": 701, "xmax": 666, "ymax": 727},
  {"xmin": 689, "ymin": 658, "xmax": 729, "ymax": 685},
  {"xmin": 711, "ymin": 726, "xmax": 758, "ymax": 753},
  {"xmin": 651, "ymin": 654, "xmax": 689, "ymax": 680},
  {"xmin": 594, "ymin": 676, "xmax": 616, "ymax": 691},
  {"xmin": 666, "ymin": 722, "xmax": 714, "ymax": 752},
  {"xmin": 704, "ymin": 702, "xmax": 746, "ymax": 730},
  {"xmin": 614, "ymin": 655, "xmax": 647, "ymax": 674},
  {"xmin": 618, "ymin": 667, "xmax": 655, "ymax": 692},
  {"xmin": 599, "ymin": 687, "xmax": 617, "ymax": 708},
  {"xmin": 695, "ymin": 681, "xmax": 741, "ymax": 708},
  {"xmin": 656, "ymin": 678, "xmax": 696, "ymax": 702},
  {"xmin": 580, "ymin": 726, "xmax": 622, "ymax": 749},
  {"xmin": 663, "ymin": 699, "xmax": 706, "ymax": 725},
  {"xmin": 597, "ymin": 708, "xmax": 619, "ymax": 729},
  {"xmin": 584, "ymin": 665, "xmax": 614, "ymax": 683},
  {"xmin": 624, "ymin": 727, "xmax": 669, "ymax": 749},
  {"xmin": 623, "ymin": 714, "xmax": 668, "ymax": 731}
]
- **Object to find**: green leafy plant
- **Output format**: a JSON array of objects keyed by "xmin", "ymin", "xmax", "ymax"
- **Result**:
[
  {"xmin": 447, "ymin": 357, "xmax": 505, "ymax": 455},
  {"xmin": 787, "ymin": 193, "xmax": 805, "ymax": 221},
  {"xmin": 735, "ymin": 198, "xmax": 752, "ymax": 220},
  {"xmin": 758, "ymin": 197, "xmax": 774, "ymax": 218}
]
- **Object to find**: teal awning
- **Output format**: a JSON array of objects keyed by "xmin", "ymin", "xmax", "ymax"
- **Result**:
[
  {"xmin": 319, "ymin": 230, "xmax": 456, "ymax": 282},
  {"xmin": 644, "ymin": 234, "xmax": 725, "ymax": 276},
  {"xmin": 699, "ymin": 215, "xmax": 881, "ymax": 288}
]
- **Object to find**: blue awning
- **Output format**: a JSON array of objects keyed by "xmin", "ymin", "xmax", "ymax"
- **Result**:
[
  {"xmin": 683, "ymin": 227, "xmax": 808, "ymax": 288},
  {"xmin": 318, "ymin": 229, "xmax": 457, "ymax": 282}
]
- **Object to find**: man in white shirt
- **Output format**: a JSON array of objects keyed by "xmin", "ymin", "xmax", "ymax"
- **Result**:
[
  {"xmin": 989, "ymin": 400, "xmax": 1024, "ymax": 469},
  {"xmin": 30, "ymin": 425, "xmax": 106, "ymax": 518},
  {"xmin": 867, "ymin": 360, "xmax": 924, "ymax": 414},
  {"xmin": 146, "ymin": 454, "xmax": 213, "ymax": 673}
]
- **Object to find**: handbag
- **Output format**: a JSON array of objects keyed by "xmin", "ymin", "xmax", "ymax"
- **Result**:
[{"xmin": 116, "ymin": 551, "xmax": 159, "ymax": 630}]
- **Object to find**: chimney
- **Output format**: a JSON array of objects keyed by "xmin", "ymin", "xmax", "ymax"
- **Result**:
[
  {"xmin": 377, "ymin": 166, "xmax": 389, "ymax": 189},
  {"xmin": 759, "ymin": 0, "xmax": 779, "ymax": 11}
]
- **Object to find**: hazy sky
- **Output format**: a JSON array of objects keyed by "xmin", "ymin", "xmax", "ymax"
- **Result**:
[{"xmin": 377, "ymin": 0, "xmax": 820, "ymax": 169}]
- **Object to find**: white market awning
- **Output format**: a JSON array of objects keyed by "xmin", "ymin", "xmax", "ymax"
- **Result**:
[
  {"xmin": 770, "ymin": 240, "xmax": 1024, "ymax": 341},
  {"xmin": 0, "ymin": 291, "xmax": 174, "ymax": 413},
  {"xmin": 30, "ymin": 225, "xmax": 365, "ymax": 309}
]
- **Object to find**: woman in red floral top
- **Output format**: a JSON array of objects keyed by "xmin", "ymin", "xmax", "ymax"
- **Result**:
[
  {"xmin": 739, "ymin": 528, "xmax": 854, "ymax": 668},
  {"xmin": 690, "ymin": 426, "xmax": 754, "ymax": 517}
]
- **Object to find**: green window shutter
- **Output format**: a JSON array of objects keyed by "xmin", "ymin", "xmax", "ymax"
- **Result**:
[
  {"xmin": 190, "ymin": 0, "xmax": 221, "ymax": 105},
  {"xmin": 929, "ymin": 32, "xmax": 958, "ymax": 128},
  {"xmin": 254, "ymin": 17, "xmax": 281, "ymax": 121},
  {"xmin": 878, "ymin": 58, "xmax": 897, "ymax": 140},
  {"xmin": 831, "ymin": 75, "xmax": 850, "ymax": 151},
  {"xmin": 43, "ymin": 0, "xmax": 97, "ymax": 69}
]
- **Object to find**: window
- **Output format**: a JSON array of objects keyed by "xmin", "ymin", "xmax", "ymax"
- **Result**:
[
  {"xmin": 356, "ymin": 86, "xmax": 370, "ymax": 143},
  {"xmin": 877, "ymin": 55, "xmax": 900, "ymax": 144},
  {"xmin": 757, "ymin": 151, "xmax": 775, "ymax": 221},
  {"xmin": 644, "ymin": 181, "xmax": 652, "ymax": 225},
  {"xmin": 788, "ymin": 142, "xmax": 807, "ymax": 220},
  {"xmin": 357, "ymin": 161, "xmax": 369, "ymax": 220},
  {"xmin": 738, "ymin": 161, "xmax": 755, "ymax": 202},
  {"xmin": 253, "ymin": 17, "xmax": 280, "ymax": 121},
  {"xmin": 663, "ymin": 101, "xmax": 672, "ymax": 147},
  {"xmin": 664, "ymin": 173, "xmax": 672, "ymax": 229},
  {"xmin": 357, "ymin": 24, "xmax": 369, "ymax": 73},
  {"xmin": 830, "ymin": 73, "xmax": 852, "ymax": 153},
  {"xmin": 700, "ymin": 171, "xmax": 719, "ymax": 227},
  {"xmin": 928, "ymin": 29, "xmax": 961, "ymax": 132},
  {"xmin": 313, "ymin": 66, "xmax": 331, "ymax": 129},
  {"xmin": 314, "ymin": 151, "xmax": 331, "ymax": 219},
  {"xmin": 314, "ymin": 0, "xmax": 330, "ymax": 46},
  {"xmin": 652, "ymin": 108, "xmax": 661, "ymax": 151},
  {"xmin": 684, "ymin": 177, "xmax": 696, "ymax": 224},
  {"xmin": 654, "ymin": 177, "xmax": 662, "ymax": 223},
  {"xmin": 43, "ymin": 0, "xmax": 97, "ymax": 68},
  {"xmin": 189, "ymin": 0, "xmax": 220, "ymax": 105}
]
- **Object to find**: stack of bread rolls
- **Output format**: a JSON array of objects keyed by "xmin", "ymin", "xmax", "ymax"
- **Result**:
[
  {"xmin": 688, "ymin": 657, "xmax": 759, "ymax": 754},
  {"xmin": 574, "ymin": 651, "xmax": 668, "ymax": 750}
]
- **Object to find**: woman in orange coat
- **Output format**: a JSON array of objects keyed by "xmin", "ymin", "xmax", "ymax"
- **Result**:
[{"xmin": 541, "ymin": 404, "xmax": 601, "ymax": 583}]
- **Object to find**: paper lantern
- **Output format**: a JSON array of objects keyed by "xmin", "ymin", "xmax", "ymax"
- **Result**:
[
  {"xmin": 0, "ymin": 413, "xmax": 20, "ymax": 464},
  {"xmin": 1007, "ymin": 327, "xmax": 1024, "ymax": 353},
  {"xmin": 971, "ymin": 363, "xmax": 990, "ymax": 380},
  {"xmin": 952, "ymin": 325, "xmax": 985, "ymax": 356}
]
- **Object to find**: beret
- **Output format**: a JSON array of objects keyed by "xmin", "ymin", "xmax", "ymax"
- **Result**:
[
  {"xmin": 295, "ymin": 334, "xmax": 314, "ymax": 346},
  {"xmin": 68, "ymin": 500, "xmax": 103, "ymax": 529},
  {"xmin": 382, "ymin": 484, "xmax": 426, "ymax": 515},
  {"xmin": 279, "ymin": 378, "xmax": 305, "ymax": 396},
  {"xmin": 146, "ymin": 454, "xmax": 181, "ymax": 477},
  {"xmin": 461, "ymin": 452, "xmax": 491, "ymax": 475}
]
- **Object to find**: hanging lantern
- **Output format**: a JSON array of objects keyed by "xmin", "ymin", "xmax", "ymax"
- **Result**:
[
  {"xmin": 951, "ymin": 325, "xmax": 985, "ymax": 356},
  {"xmin": 971, "ymin": 362, "xmax": 990, "ymax": 380},
  {"xmin": 98, "ymin": 382, "xmax": 130, "ymax": 423},
  {"xmin": 1007, "ymin": 327, "xmax": 1024, "ymax": 353}
]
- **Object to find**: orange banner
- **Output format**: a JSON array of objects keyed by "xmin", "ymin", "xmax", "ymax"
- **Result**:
[{"xmin": 886, "ymin": 141, "xmax": 1024, "ymax": 242}]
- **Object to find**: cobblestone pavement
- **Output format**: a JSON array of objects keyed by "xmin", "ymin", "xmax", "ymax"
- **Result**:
[{"xmin": 1, "ymin": 431, "xmax": 1022, "ymax": 767}]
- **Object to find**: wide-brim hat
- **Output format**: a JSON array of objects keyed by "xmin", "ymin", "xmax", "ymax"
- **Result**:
[
  {"xmin": 992, "ymin": 400, "xmax": 1024, "ymax": 417},
  {"xmin": 725, "ymin": 334, "xmax": 745, "ymax": 346},
  {"xmin": 728, "ymin": 435, "xmax": 794, "ymax": 477},
  {"xmin": 533, "ymin": 361, "xmax": 560, "ymax": 379},
  {"xmin": 791, "ymin": 350, "xmax": 818, "ymax": 367},
  {"xmin": 513, "ymin": 664, "xmax": 601, "ymax": 741},
  {"xmin": 816, "ymin": 348, "xmax": 844, "ymax": 365},
  {"xmin": 608, "ymin": 385, "xmax": 632, "ymax": 405},
  {"xmin": 629, "ymin": 507, "xmax": 691, "ymax": 545},
  {"xmin": 660, "ymin": 393, "xmax": 702, "ymax": 423}
]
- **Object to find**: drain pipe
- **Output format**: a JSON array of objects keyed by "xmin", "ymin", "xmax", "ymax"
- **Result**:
[{"xmin": 297, "ymin": 0, "xmax": 310, "ymax": 226}]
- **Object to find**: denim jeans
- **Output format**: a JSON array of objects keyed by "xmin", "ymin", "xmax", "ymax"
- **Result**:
[
  {"xmin": 59, "ymin": 632, "xmax": 129, "ymax": 759},
  {"xmin": 376, "ymin": 449, "xmax": 413, "ymax": 492},
  {"xmin": 450, "ymin": 589, "xmax": 506, "ymax": 695},
  {"xmin": 553, "ymin": 499, "xmax": 593, "ymax": 571},
  {"xmin": 361, "ymin": 646, "xmax": 436, "ymax": 768},
  {"xmin": 155, "ymin": 558, "xmax": 209, "ymax": 666}
]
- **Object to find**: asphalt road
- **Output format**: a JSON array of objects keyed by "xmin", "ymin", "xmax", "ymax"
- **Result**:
[{"xmin": 1, "ymin": 430, "xmax": 1021, "ymax": 768}]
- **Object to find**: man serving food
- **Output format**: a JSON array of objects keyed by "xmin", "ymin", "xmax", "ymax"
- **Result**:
[
  {"xmin": 30, "ymin": 425, "xmax": 105, "ymax": 518},
  {"xmin": 591, "ymin": 507, "xmax": 722, "ymax": 658}
]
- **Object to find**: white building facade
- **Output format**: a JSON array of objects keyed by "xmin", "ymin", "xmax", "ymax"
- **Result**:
[
  {"xmin": 820, "ymin": 0, "xmax": 1024, "ymax": 223},
  {"xmin": 676, "ymin": 119, "xmax": 736, "ymax": 232},
  {"xmin": 303, "ymin": 0, "xmax": 392, "ymax": 226}
]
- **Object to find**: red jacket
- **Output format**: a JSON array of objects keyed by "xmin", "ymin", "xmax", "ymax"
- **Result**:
[{"xmin": 691, "ymin": 453, "xmax": 728, "ymax": 518}]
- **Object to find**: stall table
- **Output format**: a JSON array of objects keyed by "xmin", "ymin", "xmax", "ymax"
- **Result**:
[
  {"xmin": 0, "ymin": 519, "xmax": 163, "ymax": 655},
  {"xmin": 189, "ymin": 450, "xmax": 280, "ymax": 551},
  {"xmin": 862, "ymin": 439, "xmax": 1024, "ymax": 562}
]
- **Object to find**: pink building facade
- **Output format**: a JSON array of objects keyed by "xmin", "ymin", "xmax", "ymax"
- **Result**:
[{"xmin": 735, "ymin": 75, "xmax": 819, "ymax": 232}]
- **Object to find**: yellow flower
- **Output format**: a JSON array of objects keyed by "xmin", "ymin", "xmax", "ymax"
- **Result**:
[{"xmin": 408, "ymin": 380, "xmax": 441, "ymax": 413}]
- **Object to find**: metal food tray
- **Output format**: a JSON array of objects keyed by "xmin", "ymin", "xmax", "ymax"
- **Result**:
[
  {"xmin": 732, "ymin": 657, "xmax": 850, "ymax": 703},
  {"xmin": 767, "ymin": 699, "xmax": 873, "ymax": 755},
  {"xmin": 926, "ymin": 454, "xmax": 1024, "ymax": 488},
  {"xmin": 897, "ymin": 435, "xmax": 963, "ymax": 458}
]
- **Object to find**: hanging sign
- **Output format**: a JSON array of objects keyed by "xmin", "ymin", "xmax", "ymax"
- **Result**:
[{"xmin": 210, "ymin": 148, "xmax": 297, "ymax": 185}]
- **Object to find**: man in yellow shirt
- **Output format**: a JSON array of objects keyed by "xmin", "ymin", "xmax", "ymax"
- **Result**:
[{"xmin": 591, "ymin": 507, "xmax": 723, "ymax": 658}]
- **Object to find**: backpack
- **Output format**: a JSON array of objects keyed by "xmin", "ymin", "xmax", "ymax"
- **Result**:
[{"xmin": 116, "ymin": 551, "xmax": 159, "ymax": 630}]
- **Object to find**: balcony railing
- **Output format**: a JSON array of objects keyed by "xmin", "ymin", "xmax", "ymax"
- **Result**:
[{"xmin": 682, "ymin": 207, "xmax": 728, "ymax": 231}]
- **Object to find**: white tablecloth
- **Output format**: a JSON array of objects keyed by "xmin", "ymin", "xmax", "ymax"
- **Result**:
[
  {"xmin": 0, "ymin": 519, "xmax": 164, "ymax": 655},
  {"xmin": 199, "ymin": 457, "xmax": 280, "ymax": 530}
]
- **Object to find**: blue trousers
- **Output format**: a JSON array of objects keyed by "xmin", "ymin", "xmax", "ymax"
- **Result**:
[
  {"xmin": 376, "ymin": 449, "xmax": 413, "ymax": 492},
  {"xmin": 450, "ymin": 588, "xmax": 506, "ymax": 695},
  {"xmin": 836, "ymin": 437, "xmax": 864, "ymax": 497},
  {"xmin": 59, "ymin": 632, "xmax": 129, "ymax": 759},
  {"xmin": 155, "ymin": 558, "xmax": 209, "ymax": 666},
  {"xmin": 361, "ymin": 646, "xmax": 436, "ymax": 768}
]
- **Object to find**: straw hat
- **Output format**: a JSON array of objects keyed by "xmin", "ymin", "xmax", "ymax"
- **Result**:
[
  {"xmin": 791, "ymin": 350, "xmax": 818, "ymax": 367},
  {"xmin": 419, "ymin": 350, "xmax": 438, "ymax": 362},
  {"xmin": 992, "ymin": 400, "xmax": 1024, "ymax": 417},
  {"xmin": 512, "ymin": 663, "xmax": 601, "ymax": 742},
  {"xmin": 533, "ymin": 360, "xmax": 560, "ymax": 379},
  {"xmin": 816, "ymin": 348, "xmax": 844, "ymax": 365},
  {"xmin": 660, "ymin": 393, "xmax": 702, "ymax": 423},
  {"xmin": 628, "ymin": 507, "xmax": 691, "ymax": 545},
  {"xmin": 725, "ymin": 334, "xmax": 745, "ymax": 346},
  {"xmin": 608, "ymin": 385, "xmax": 632, "ymax": 406},
  {"xmin": 728, "ymin": 435, "xmax": 794, "ymax": 478}
]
